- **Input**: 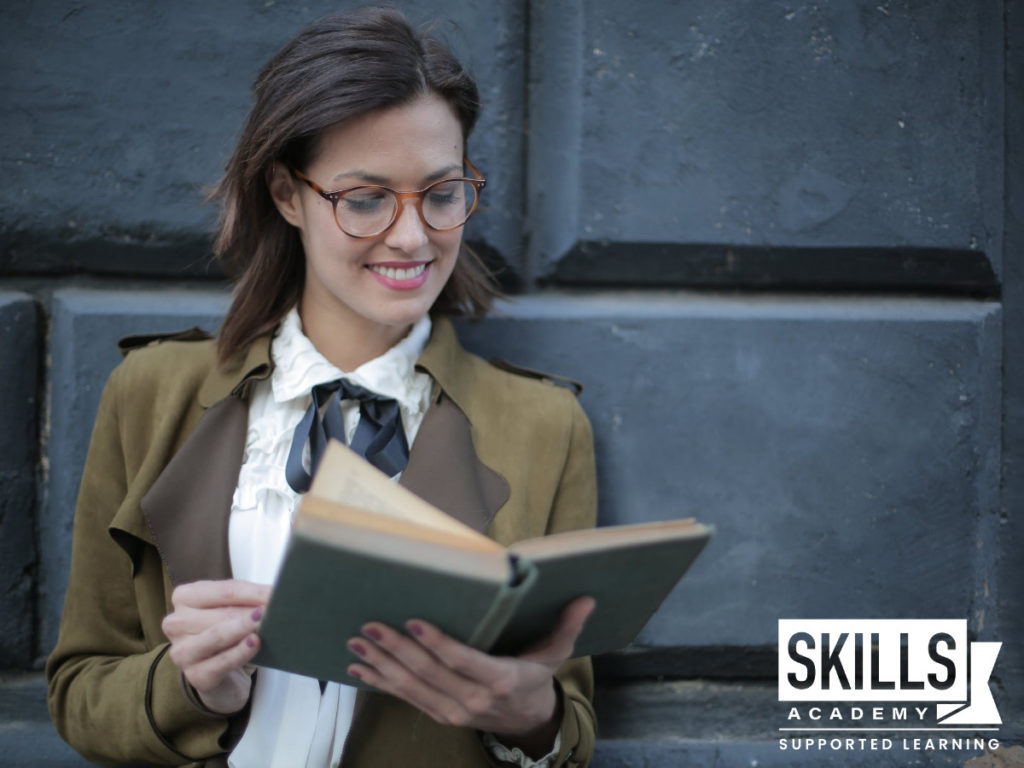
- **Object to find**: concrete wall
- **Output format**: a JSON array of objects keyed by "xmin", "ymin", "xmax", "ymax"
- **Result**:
[
  {"xmin": 1, "ymin": 1, "xmax": 1019, "ymax": 766},
  {"xmin": 1, "ymin": 0, "xmax": 527, "ymax": 281},
  {"xmin": 529, "ymin": 2, "xmax": 1003, "ymax": 292},
  {"xmin": 0, "ymin": 293, "xmax": 38, "ymax": 666},
  {"xmin": 998, "ymin": 0, "xmax": 1024, "ymax": 754}
]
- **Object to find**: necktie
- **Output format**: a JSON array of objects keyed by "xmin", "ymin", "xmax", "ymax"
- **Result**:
[{"xmin": 285, "ymin": 379, "xmax": 410, "ymax": 493}]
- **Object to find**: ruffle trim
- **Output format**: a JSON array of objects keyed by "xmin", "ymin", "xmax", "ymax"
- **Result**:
[{"xmin": 270, "ymin": 307, "xmax": 432, "ymax": 409}]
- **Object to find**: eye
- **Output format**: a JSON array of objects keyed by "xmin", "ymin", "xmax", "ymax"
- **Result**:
[
  {"xmin": 425, "ymin": 180, "xmax": 463, "ymax": 207},
  {"xmin": 340, "ymin": 188, "xmax": 390, "ymax": 214}
]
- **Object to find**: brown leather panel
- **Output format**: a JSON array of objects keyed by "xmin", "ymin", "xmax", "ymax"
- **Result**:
[
  {"xmin": 141, "ymin": 397, "xmax": 248, "ymax": 586},
  {"xmin": 400, "ymin": 393, "xmax": 510, "ymax": 533}
]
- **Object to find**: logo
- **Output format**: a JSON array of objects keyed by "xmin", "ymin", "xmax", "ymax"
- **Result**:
[{"xmin": 777, "ymin": 619, "xmax": 1002, "ymax": 754}]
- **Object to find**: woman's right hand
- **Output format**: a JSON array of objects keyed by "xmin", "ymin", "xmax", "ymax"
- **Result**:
[{"xmin": 162, "ymin": 579, "xmax": 272, "ymax": 715}]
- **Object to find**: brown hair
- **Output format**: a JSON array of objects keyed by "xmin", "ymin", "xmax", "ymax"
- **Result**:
[{"xmin": 212, "ymin": 6, "xmax": 499, "ymax": 363}]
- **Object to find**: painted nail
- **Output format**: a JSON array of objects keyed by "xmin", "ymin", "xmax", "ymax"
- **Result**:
[
  {"xmin": 362, "ymin": 626, "xmax": 383, "ymax": 642},
  {"xmin": 246, "ymin": 635, "xmax": 256, "ymax": 648},
  {"xmin": 348, "ymin": 640, "xmax": 368, "ymax": 657},
  {"xmin": 406, "ymin": 621, "xmax": 424, "ymax": 637},
  {"xmin": 348, "ymin": 667, "xmax": 362, "ymax": 680},
  {"xmin": 251, "ymin": 607, "xmax": 263, "ymax": 622}
]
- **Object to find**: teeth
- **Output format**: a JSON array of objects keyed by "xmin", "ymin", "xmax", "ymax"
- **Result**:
[{"xmin": 370, "ymin": 264, "xmax": 427, "ymax": 280}]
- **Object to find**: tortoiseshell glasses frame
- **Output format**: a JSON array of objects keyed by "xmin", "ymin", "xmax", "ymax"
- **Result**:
[{"xmin": 290, "ymin": 158, "xmax": 486, "ymax": 239}]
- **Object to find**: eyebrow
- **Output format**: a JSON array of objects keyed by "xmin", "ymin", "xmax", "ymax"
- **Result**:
[{"xmin": 330, "ymin": 163, "xmax": 463, "ymax": 186}]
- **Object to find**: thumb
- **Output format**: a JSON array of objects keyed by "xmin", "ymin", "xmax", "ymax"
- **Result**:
[{"xmin": 519, "ymin": 596, "xmax": 596, "ymax": 666}]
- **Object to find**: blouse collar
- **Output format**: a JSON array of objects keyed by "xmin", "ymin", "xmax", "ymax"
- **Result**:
[{"xmin": 270, "ymin": 307, "xmax": 432, "ymax": 406}]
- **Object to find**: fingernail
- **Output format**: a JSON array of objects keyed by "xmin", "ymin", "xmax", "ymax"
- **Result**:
[
  {"xmin": 251, "ymin": 607, "xmax": 263, "ymax": 622},
  {"xmin": 348, "ymin": 640, "xmax": 367, "ymax": 657},
  {"xmin": 348, "ymin": 667, "xmax": 362, "ymax": 680},
  {"xmin": 406, "ymin": 621, "xmax": 424, "ymax": 637},
  {"xmin": 246, "ymin": 635, "xmax": 256, "ymax": 648},
  {"xmin": 362, "ymin": 626, "xmax": 383, "ymax": 642}
]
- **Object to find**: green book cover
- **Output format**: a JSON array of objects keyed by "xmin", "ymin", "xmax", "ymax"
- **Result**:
[
  {"xmin": 252, "ymin": 505, "xmax": 522, "ymax": 686},
  {"xmin": 252, "ymin": 499, "xmax": 712, "ymax": 687},
  {"xmin": 496, "ymin": 527, "xmax": 712, "ymax": 657},
  {"xmin": 251, "ymin": 442, "xmax": 713, "ymax": 687}
]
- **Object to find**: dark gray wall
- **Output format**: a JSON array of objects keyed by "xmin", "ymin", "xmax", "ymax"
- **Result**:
[
  {"xmin": 0, "ymin": 0, "xmax": 526, "ymax": 279},
  {"xmin": 0, "ymin": 293, "xmax": 38, "ymax": 666},
  {"xmin": 0, "ymin": 1, "xmax": 1019, "ymax": 766},
  {"xmin": 530, "ymin": 2, "xmax": 1003, "ymax": 293},
  {"xmin": 999, "ymin": 0, "xmax": 1024, "ymax": 749}
]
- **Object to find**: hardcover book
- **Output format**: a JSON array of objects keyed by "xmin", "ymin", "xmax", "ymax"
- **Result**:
[{"xmin": 252, "ymin": 441, "xmax": 713, "ymax": 685}]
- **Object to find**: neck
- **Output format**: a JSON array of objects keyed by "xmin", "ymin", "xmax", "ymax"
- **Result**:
[{"xmin": 298, "ymin": 304, "xmax": 412, "ymax": 372}]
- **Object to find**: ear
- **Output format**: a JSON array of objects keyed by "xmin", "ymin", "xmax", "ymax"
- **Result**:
[{"xmin": 267, "ymin": 162, "xmax": 303, "ymax": 227}]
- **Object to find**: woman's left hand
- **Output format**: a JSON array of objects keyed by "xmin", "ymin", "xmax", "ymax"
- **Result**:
[{"xmin": 345, "ymin": 595, "xmax": 595, "ymax": 756}]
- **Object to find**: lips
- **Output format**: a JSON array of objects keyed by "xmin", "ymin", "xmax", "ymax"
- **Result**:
[
  {"xmin": 365, "ymin": 261, "xmax": 432, "ymax": 290},
  {"xmin": 367, "ymin": 263, "xmax": 427, "ymax": 281}
]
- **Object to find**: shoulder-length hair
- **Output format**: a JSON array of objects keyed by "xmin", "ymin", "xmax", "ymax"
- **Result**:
[{"xmin": 212, "ymin": 6, "xmax": 499, "ymax": 364}]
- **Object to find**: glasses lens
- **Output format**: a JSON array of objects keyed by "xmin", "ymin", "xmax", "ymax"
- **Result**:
[
  {"xmin": 336, "ymin": 187, "xmax": 397, "ymax": 237},
  {"xmin": 422, "ymin": 180, "xmax": 478, "ymax": 230}
]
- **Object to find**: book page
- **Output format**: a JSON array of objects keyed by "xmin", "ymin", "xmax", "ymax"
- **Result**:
[
  {"xmin": 309, "ymin": 440, "xmax": 487, "ymax": 541},
  {"xmin": 511, "ymin": 518, "xmax": 707, "ymax": 559},
  {"xmin": 299, "ymin": 497, "xmax": 504, "ymax": 555}
]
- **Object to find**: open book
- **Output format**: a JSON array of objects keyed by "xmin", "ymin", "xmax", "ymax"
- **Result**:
[{"xmin": 252, "ymin": 441, "xmax": 713, "ymax": 685}]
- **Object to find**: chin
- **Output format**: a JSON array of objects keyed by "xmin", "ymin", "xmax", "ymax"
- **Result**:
[{"xmin": 367, "ymin": 300, "xmax": 436, "ymax": 330}]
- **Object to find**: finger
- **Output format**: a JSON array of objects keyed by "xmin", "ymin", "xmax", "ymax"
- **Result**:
[
  {"xmin": 518, "ymin": 596, "xmax": 596, "ymax": 665},
  {"xmin": 168, "ymin": 608, "xmax": 262, "ymax": 670},
  {"xmin": 351, "ymin": 623, "xmax": 480, "ymax": 696},
  {"xmin": 172, "ymin": 579, "xmax": 272, "ymax": 610},
  {"xmin": 346, "ymin": 658, "xmax": 453, "ymax": 723},
  {"xmin": 184, "ymin": 633, "xmax": 262, "ymax": 694},
  {"xmin": 162, "ymin": 605, "xmax": 261, "ymax": 640},
  {"xmin": 348, "ymin": 624, "xmax": 480, "ymax": 725},
  {"xmin": 398, "ymin": 619, "xmax": 511, "ymax": 689},
  {"xmin": 346, "ymin": 656, "xmax": 474, "ymax": 730}
]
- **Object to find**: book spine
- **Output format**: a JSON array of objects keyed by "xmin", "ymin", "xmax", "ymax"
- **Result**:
[{"xmin": 466, "ymin": 556, "xmax": 538, "ymax": 651}]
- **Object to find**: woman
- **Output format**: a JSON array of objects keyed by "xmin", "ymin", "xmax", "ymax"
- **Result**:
[{"xmin": 46, "ymin": 7, "xmax": 597, "ymax": 768}]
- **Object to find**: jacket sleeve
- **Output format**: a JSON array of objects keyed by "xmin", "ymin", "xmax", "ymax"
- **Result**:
[
  {"xmin": 547, "ymin": 394, "xmax": 598, "ymax": 768},
  {"xmin": 45, "ymin": 362, "xmax": 243, "ymax": 766}
]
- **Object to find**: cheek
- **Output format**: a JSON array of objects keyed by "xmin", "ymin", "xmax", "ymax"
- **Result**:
[
  {"xmin": 303, "ymin": 222, "xmax": 369, "ymax": 269},
  {"xmin": 436, "ymin": 240, "xmax": 462, "ymax": 283},
  {"xmin": 437, "ymin": 230, "xmax": 464, "ymax": 262}
]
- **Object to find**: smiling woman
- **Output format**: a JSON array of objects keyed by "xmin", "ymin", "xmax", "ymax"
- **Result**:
[{"xmin": 45, "ymin": 6, "xmax": 597, "ymax": 768}]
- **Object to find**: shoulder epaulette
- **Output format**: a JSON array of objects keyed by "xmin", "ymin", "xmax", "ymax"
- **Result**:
[
  {"xmin": 117, "ymin": 326, "xmax": 214, "ymax": 357},
  {"xmin": 488, "ymin": 358, "xmax": 584, "ymax": 395}
]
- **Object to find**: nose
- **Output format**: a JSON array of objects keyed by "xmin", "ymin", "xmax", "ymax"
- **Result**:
[{"xmin": 384, "ymin": 198, "xmax": 429, "ymax": 252}]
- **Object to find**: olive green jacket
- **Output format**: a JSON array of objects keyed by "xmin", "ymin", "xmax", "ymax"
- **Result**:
[{"xmin": 46, "ymin": 317, "xmax": 597, "ymax": 767}]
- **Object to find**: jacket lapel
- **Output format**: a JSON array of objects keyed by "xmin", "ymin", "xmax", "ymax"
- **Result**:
[
  {"xmin": 402, "ymin": 317, "xmax": 510, "ymax": 534},
  {"xmin": 141, "ymin": 396, "xmax": 249, "ymax": 586},
  {"xmin": 399, "ymin": 391, "xmax": 509, "ymax": 534},
  {"xmin": 140, "ymin": 334, "xmax": 272, "ymax": 586}
]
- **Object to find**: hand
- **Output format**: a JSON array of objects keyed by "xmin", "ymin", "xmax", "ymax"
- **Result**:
[
  {"xmin": 346, "ymin": 596, "xmax": 595, "ymax": 758},
  {"xmin": 161, "ymin": 579, "xmax": 272, "ymax": 715}
]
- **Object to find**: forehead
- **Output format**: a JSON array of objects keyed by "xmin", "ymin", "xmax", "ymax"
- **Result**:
[{"xmin": 311, "ymin": 94, "xmax": 464, "ymax": 179}]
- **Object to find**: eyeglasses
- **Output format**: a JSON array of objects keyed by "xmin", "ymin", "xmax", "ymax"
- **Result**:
[{"xmin": 290, "ymin": 159, "xmax": 486, "ymax": 239}]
